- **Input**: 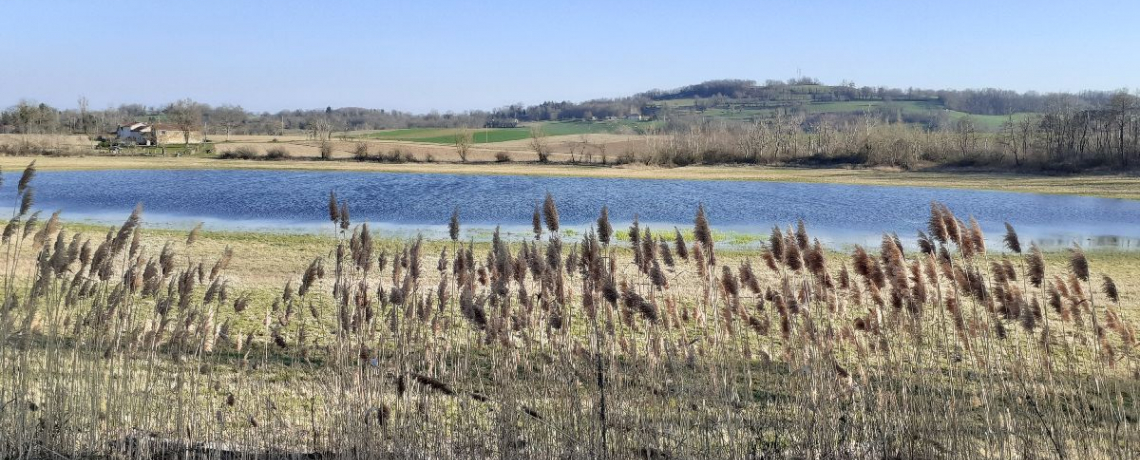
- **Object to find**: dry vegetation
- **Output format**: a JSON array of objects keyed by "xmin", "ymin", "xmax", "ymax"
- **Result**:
[
  {"xmin": 0, "ymin": 161, "xmax": 1138, "ymax": 458},
  {"xmin": 0, "ymin": 134, "xmax": 96, "ymax": 156},
  {"xmin": 213, "ymin": 132, "xmax": 655, "ymax": 164}
]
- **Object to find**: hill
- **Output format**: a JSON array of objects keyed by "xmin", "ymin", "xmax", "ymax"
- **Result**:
[{"xmin": 494, "ymin": 78, "xmax": 1102, "ymax": 132}]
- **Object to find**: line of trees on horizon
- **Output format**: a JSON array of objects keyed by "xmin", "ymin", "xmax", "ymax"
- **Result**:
[
  {"xmin": 4, "ymin": 77, "xmax": 1136, "ymax": 138},
  {"xmin": 2, "ymin": 78, "xmax": 1138, "ymax": 172},
  {"xmin": 0, "ymin": 99, "xmax": 491, "ymax": 139},
  {"xmin": 635, "ymin": 90, "xmax": 1140, "ymax": 171},
  {"xmin": 492, "ymin": 78, "xmax": 1136, "ymax": 123}
]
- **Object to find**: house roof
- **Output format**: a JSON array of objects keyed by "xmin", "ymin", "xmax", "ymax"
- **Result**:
[
  {"xmin": 118, "ymin": 122, "xmax": 148, "ymax": 131},
  {"xmin": 116, "ymin": 122, "xmax": 199, "ymax": 134}
]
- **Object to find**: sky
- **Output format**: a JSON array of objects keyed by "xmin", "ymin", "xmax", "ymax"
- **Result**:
[{"xmin": 1, "ymin": 0, "xmax": 1138, "ymax": 113}]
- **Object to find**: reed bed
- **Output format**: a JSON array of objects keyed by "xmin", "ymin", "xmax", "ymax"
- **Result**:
[{"xmin": 0, "ymin": 161, "xmax": 1138, "ymax": 459}]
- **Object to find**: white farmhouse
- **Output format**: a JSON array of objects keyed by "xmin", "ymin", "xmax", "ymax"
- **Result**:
[{"xmin": 115, "ymin": 122, "xmax": 203, "ymax": 145}]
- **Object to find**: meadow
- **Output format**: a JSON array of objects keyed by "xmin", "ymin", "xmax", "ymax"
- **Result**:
[
  {"xmin": 356, "ymin": 121, "xmax": 646, "ymax": 145},
  {"xmin": 679, "ymin": 100, "xmax": 1028, "ymax": 130},
  {"xmin": 0, "ymin": 161, "xmax": 1138, "ymax": 458}
]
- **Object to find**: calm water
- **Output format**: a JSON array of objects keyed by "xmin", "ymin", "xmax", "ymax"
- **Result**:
[{"xmin": 4, "ymin": 169, "xmax": 1140, "ymax": 249}]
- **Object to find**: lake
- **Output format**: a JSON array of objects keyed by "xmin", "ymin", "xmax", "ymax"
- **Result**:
[{"xmin": 5, "ymin": 169, "xmax": 1140, "ymax": 249}]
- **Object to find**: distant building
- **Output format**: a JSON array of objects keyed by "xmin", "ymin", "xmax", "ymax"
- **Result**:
[
  {"xmin": 115, "ymin": 122, "xmax": 203, "ymax": 145},
  {"xmin": 484, "ymin": 118, "xmax": 519, "ymax": 128},
  {"xmin": 115, "ymin": 122, "xmax": 149, "ymax": 144}
]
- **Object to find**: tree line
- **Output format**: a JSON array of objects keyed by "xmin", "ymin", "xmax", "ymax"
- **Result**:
[
  {"xmin": 491, "ymin": 78, "xmax": 1132, "ymax": 122},
  {"xmin": 2, "ymin": 79, "xmax": 1137, "ymax": 171},
  {"xmin": 635, "ymin": 91, "xmax": 1140, "ymax": 171},
  {"xmin": 0, "ymin": 99, "xmax": 491, "ymax": 138}
]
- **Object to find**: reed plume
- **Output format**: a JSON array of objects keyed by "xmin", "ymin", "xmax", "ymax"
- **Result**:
[
  {"xmin": 928, "ymin": 202, "xmax": 948, "ymax": 244},
  {"xmin": 673, "ymin": 227, "xmax": 688, "ymax": 260},
  {"xmin": 449, "ymin": 207, "xmax": 460, "ymax": 242},
  {"xmin": 1002, "ymin": 222, "xmax": 1021, "ymax": 253},
  {"xmin": 806, "ymin": 238, "xmax": 826, "ymax": 276},
  {"xmin": 1027, "ymin": 243, "xmax": 1045, "ymax": 287},
  {"xmin": 597, "ymin": 206, "xmax": 612, "ymax": 246},
  {"xmin": 783, "ymin": 233, "xmax": 803, "ymax": 272},
  {"xmin": 20, "ymin": 187, "xmax": 34, "ymax": 215},
  {"xmin": 621, "ymin": 281, "xmax": 658, "ymax": 323},
  {"xmin": 2, "ymin": 217, "xmax": 18, "ymax": 243},
  {"xmin": 693, "ymin": 204, "xmax": 713, "ymax": 261},
  {"xmin": 532, "ymin": 202, "xmax": 542, "ymax": 240},
  {"xmin": 1102, "ymin": 275, "xmax": 1119, "ymax": 303},
  {"xmin": 299, "ymin": 257, "xmax": 324, "ymax": 296},
  {"xmin": 649, "ymin": 260, "xmax": 668, "ymax": 290},
  {"xmin": 942, "ymin": 205, "xmax": 962, "ymax": 245},
  {"xmin": 1069, "ymin": 244, "xmax": 1089, "ymax": 281},
  {"xmin": 795, "ymin": 219, "xmax": 809, "ymax": 250},
  {"xmin": 17, "ymin": 160, "xmax": 35, "ymax": 193},
  {"xmin": 917, "ymin": 231, "xmax": 934, "ymax": 255},
  {"xmin": 968, "ymin": 217, "xmax": 986, "ymax": 256},
  {"xmin": 659, "ymin": 240, "xmax": 675, "ymax": 268},
  {"xmin": 110, "ymin": 203, "xmax": 143, "ymax": 256},
  {"xmin": 339, "ymin": 201, "xmax": 350, "ymax": 230},
  {"xmin": 328, "ymin": 190, "xmax": 339, "ymax": 223},
  {"xmin": 769, "ymin": 226, "xmax": 785, "ymax": 263},
  {"xmin": 739, "ymin": 260, "xmax": 761, "ymax": 294},
  {"xmin": 720, "ymin": 266, "xmax": 739, "ymax": 297},
  {"xmin": 187, "ymin": 222, "xmax": 203, "ymax": 246},
  {"xmin": 543, "ymin": 192, "xmax": 560, "ymax": 233}
]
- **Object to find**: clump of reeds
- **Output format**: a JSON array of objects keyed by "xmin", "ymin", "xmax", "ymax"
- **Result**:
[{"xmin": 0, "ymin": 185, "xmax": 1136, "ymax": 460}]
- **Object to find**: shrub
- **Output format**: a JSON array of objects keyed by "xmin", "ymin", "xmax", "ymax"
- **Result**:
[
  {"xmin": 352, "ymin": 142, "xmax": 370, "ymax": 160},
  {"xmin": 614, "ymin": 150, "xmax": 637, "ymax": 165},
  {"xmin": 495, "ymin": 151, "xmax": 512, "ymax": 163},
  {"xmin": 219, "ymin": 146, "xmax": 259, "ymax": 160},
  {"xmin": 264, "ymin": 147, "xmax": 291, "ymax": 160},
  {"xmin": 319, "ymin": 141, "xmax": 334, "ymax": 160},
  {"xmin": 380, "ymin": 149, "xmax": 403, "ymax": 163}
]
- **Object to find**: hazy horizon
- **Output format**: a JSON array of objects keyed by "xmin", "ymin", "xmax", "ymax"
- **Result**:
[{"xmin": 3, "ymin": 0, "xmax": 1138, "ymax": 113}]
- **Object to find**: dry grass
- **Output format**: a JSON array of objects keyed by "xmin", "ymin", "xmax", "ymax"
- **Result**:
[
  {"xmin": 1, "ymin": 159, "xmax": 1139, "ymax": 458},
  {"xmin": 0, "ymin": 134, "xmax": 96, "ymax": 155},
  {"xmin": 212, "ymin": 133, "xmax": 654, "ymax": 163},
  {"xmin": 0, "ymin": 134, "xmax": 95, "ymax": 148}
]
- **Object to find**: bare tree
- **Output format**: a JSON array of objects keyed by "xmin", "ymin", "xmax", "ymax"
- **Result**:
[
  {"xmin": 1108, "ymin": 91, "xmax": 1138, "ymax": 166},
  {"xmin": 1016, "ymin": 115, "xmax": 1038, "ymax": 166},
  {"xmin": 454, "ymin": 127, "xmax": 473, "ymax": 162},
  {"xmin": 77, "ymin": 96, "xmax": 90, "ymax": 135},
  {"xmin": 954, "ymin": 116, "xmax": 977, "ymax": 158},
  {"xmin": 165, "ymin": 98, "xmax": 204, "ymax": 147},
  {"xmin": 529, "ymin": 126, "xmax": 551, "ymax": 163},
  {"xmin": 999, "ymin": 115, "xmax": 1020, "ymax": 166},
  {"xmin": 213, "ymin": 105, "xmax": 247, "ymax": 141},
  {"xmin": 308, "ymin": 117, "xmax": 332, "ymax": 141}
]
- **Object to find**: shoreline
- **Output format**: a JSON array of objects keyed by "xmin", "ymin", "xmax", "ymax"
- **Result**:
[
  {"xmin": 2, "ymin": 155, "xmax": 1139, "ymax": 200},
  {"xmin": 48, "ymin": 219, "xmax": 1140, "ymax": 295}
]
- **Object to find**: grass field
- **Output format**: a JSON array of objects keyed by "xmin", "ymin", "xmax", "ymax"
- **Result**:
[
  {"xmin": 356, "ymin": 120, "xmax": 649, "ymax": 145},
  {"xmin": 658, "ymin": 98, "xmax": 1030, "ymax": 131}
]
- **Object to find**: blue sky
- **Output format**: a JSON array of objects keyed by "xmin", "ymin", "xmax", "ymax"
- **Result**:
[{"xmin": 1, "ymin": 0, "xmax": 1137, "ymax": 113}]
